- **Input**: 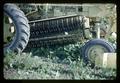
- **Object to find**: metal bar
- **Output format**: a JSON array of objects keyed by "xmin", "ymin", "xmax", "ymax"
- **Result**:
[
  {"xmin": 29, "ymin": 34, "xmax": 77, "ymax": 41},
  {"xmin": 28, "ymin": 4, "xmax": 104, "ymax": 7},
  {"xmin": 29, "ymin": 14, "xmax": 82, "ymax": 23}
]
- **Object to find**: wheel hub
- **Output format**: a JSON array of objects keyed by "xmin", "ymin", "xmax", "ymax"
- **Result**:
[
  {"xmin": 4, "ymin": 13, "xmax": 15, "ymax": 47},
  {"xmin": 87, "ymin": 45, "xmax": 108, "ymax": 63}
]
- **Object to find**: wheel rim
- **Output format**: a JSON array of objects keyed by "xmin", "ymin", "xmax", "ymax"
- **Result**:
[
  {"xmin": 87, "ymin": 45, "xmax": 108, "ymax": 63},
  {"xmin": 4, "ymin": 13, "xmax": 16, "ymax": 47}
]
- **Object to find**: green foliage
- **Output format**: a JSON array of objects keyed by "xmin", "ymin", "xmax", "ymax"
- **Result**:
[{"xmin": 4, "ymin": 42, "xmax": 116, "ymax": 80}]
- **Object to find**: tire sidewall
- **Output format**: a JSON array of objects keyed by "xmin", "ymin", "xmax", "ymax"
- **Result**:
[
  {"xmin": 82, "ymin": 39, "xmax": 115, "ymax": 64},
  {"xmin": 4, "ymin": 4, "xmax": 30, "ymax": 53},
  {"xmin": 4, "ymin": 8, "xmax": 20, "ymax": 50}
]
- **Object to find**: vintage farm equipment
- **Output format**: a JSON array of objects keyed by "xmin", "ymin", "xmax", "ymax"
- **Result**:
[{"xmin": 4, "ymin": 3, "xmax": 115, "ymax": 65}]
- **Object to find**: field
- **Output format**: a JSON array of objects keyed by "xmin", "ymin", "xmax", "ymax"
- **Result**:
[{"xmin": 4, "ymin": 42, "xmax": 116, "ymax": 80}]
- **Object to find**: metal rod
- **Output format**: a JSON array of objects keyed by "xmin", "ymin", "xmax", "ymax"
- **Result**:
[
  {"xmin": 29, "ymin": 34, "xmax": 77, "ymax": 41},
  {"xmin": 29, "ymin": 14, "xmax": 82, "ymax": 23},
  {"xmin": 96, "ymin": 23, "xmax": 100, "ymax": 39},
  {"xmin": 28, "ymin": 3, "xmax": 106, "ymax": 6}
]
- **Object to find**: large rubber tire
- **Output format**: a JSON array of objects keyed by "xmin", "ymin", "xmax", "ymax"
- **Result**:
[
  {"xmin": 82, "ymin": 39, "xmax": 115, "ymax": 64},
  {"xmin": 4, "ymin": 4, "xmax": 30, "ymax": 53}
]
